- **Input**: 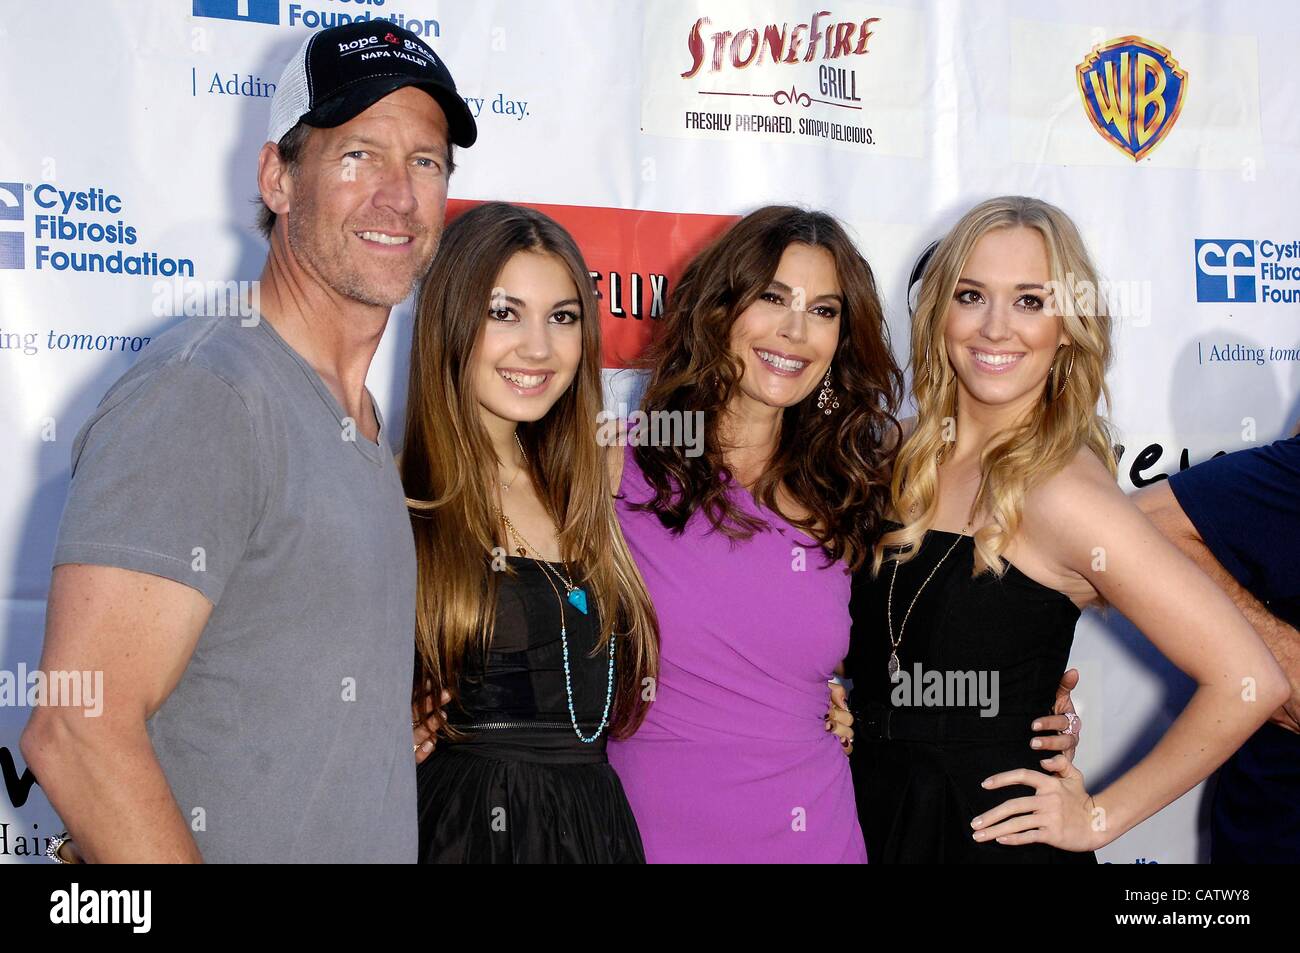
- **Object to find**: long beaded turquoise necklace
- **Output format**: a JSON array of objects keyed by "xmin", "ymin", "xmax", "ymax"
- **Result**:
[{"xmin": 497, "ymin": 509, "xmax": 615, "ymax": 744}]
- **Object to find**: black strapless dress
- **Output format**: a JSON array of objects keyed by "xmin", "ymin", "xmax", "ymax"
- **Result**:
[
  {"xmin": 416, "ymin": 557, "xmax": 644, "ymax": 863},
  {"xmin": 846, "ymin": 526, "xmax": 1097, "ymax": 864}
]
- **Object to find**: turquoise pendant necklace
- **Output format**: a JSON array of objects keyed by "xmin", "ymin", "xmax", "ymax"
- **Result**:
[
  {"xmin": 496, "ymin": 510, "xmax": 590, "ymax": 615},
  {"xmin": 494, "ymin": 435, "xmax": 589, "ymax": 614}
]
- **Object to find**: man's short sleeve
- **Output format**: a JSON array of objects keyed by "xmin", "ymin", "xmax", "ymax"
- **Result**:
[
  {"xmin": 53, "ymin": 361, "xmax": 267, "ymax": 606},
  {"xmin": 1168, "ymin": 437, "xmax": 1300, "ymax": 604}
]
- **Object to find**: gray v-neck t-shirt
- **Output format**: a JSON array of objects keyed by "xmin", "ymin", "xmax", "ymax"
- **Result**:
[{"xmin": 53, "ymin": 313, "xmax": 417, "ymax": 863}]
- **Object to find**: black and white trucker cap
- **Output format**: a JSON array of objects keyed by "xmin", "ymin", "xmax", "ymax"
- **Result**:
[{"xmin": 266, "ymin": 21, "xmax": 477, "ymax": 148}]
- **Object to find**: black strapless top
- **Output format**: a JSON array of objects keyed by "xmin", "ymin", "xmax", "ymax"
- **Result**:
[
  {"xmin": 846, "ymin": 524, "xmax": 1096, "ymax": 864},
  {"xmin": 417, "ymin": 557, "xmax": 644, "ymax": 863},
  {"xmin": 445, "ymin": 556, "xmax": 612, "ymax": 736}
]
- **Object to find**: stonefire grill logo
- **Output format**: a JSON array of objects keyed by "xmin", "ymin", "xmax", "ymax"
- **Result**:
[
  {"xmin": 641, "ymin": 5, "xmax": 923, "ymax": 155},
  {"xmin": 682, "ymin": 12, "xmax": 880, "ymax": 80},
  {"xmin": 681, "ymin": 12, "xmax": 879, "ymax": 137},
  {"xmin": 446, "ymin": 200, "xmax": 737, "ymax": 369},
  {"xmin": 1076, "ymin": 36, "xmax": 1187, "ymax": 161}
]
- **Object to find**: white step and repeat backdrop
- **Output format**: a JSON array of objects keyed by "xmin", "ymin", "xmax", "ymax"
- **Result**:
[{"xmin": 1, "ymin": 0, "xmax": 1296, "ymax": 863}]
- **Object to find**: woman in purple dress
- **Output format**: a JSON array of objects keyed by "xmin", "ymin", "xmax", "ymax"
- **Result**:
[{"xmin": 605, "ymin": 207, "xmax": 904, "ymax": 862}]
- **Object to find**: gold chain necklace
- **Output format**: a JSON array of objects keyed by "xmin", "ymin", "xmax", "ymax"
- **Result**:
[
  {"xmin": 497, "ymin": 510, "xmax": 590, "ymax": 616},
  {"xmin": 499, "ymin": 431, "xmax": 527, "ymax": 494},
  {"xmin": 885, "ymin": 524, "xmax": 970, "ymax": 680}
]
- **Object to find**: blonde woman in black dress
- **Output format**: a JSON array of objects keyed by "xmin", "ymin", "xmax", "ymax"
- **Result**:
[{"xmin": 847, "ymin": 196, "xmax": 1289, "ymax": 862}]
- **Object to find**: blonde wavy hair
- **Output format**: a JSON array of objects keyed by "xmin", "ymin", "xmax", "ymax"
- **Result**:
[{"xmin": 874, "ymin": 196, "xmax": 1117, "ymax": 577}]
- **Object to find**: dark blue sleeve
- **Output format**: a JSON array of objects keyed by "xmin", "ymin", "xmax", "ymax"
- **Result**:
[{"xmin": 1167, "ymin": 436, "xmax": 1300, "ymax": 604}]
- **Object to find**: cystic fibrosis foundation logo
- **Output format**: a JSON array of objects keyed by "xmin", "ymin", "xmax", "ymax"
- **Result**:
[
  {"xmin": 192, "ymin": 0, "xmax": 279, "ymax": 25},
  {"xmin": 1195, "ymin": 238, "xmax": 1300, "ymax": 304},
  {"xmin": 192, "ymin": 0, "xmax": 441, "ymax": 36},
  {"xmin": 1076, "ymin": 36, "xmax": 1187, "ymax": 161},
  {"xmin": 1195, "ymin": 240, "xmax": 1255, "ymax": 302},
  {"xmin": 0, "ymin": 182, "xmax": 26, "ymax": 269},
  {"xmin": 0, "ymin": 179, "xmax": 195, "ymax": 277}
]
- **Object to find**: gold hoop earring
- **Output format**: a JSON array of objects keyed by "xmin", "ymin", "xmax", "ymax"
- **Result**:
[
  {"xmin": 1052, "ymin": 344, "xmax": 1075, "ymax": 400},
  {"xmin": 928, "ymin": 357, "xmax": 954, "ymax": 388}
]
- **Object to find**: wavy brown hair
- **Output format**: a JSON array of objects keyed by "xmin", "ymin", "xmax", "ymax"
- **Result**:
[
  {"xmin": 873, "ymin": 196, "xmax": 1117, "ymax": 578},
  {"xmin": 402, "ymin": 202, "xmax": 658, "ymax": 739},
  {"xmin": 633, "ymin": 206, "xmax": 904, "ymax": 570}
]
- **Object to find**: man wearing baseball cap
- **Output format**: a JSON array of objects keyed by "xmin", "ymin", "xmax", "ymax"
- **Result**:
[{"xmin": 22, "ymin": 22, "xmax": 474, "ymax": 863}]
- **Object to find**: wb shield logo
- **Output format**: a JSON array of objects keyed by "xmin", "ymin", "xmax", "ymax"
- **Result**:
[
  {"xmin": 1077, "ymin": 37, "xmax": 1187, "ymax": 161},
  {"xmin": 192, "ymin": 0, "xmax": 279, "ymax": 25},
  {"xmin": 1195, "ymin": 240, "xmax": 1256, "ymax": 303}
]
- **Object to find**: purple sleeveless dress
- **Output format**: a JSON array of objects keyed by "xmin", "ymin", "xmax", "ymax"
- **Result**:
[{"xmin": 608, "ymin": 445, "xmax": 867, "ymax": 863}]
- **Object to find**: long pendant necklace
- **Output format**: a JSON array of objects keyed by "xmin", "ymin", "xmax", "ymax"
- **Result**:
[
  {"xmin": 885, "ymin": 525, "xmax": 970, "ymax": 681},
  {"xmin": 535, "ymin": 561, "xmax": 616, "ymax": 744},
  {"xmin": 497, "ymin": 511, "xmax": 614, "ymax": 743}
]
